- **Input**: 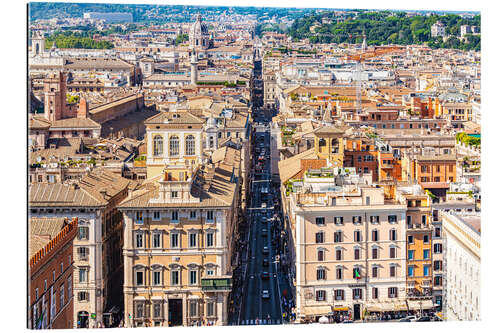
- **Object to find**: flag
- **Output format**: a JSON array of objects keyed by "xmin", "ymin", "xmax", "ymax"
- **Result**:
[
  {"xmin": 35, "ymin": 310, "xmax": 45, "ymax": 329},
  {"xmin": 355, "ymin": 269, "xmax": 361, "ymax": 280}
]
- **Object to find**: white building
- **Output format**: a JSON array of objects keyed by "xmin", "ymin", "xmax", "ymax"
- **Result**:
[
  {"xmin": 431, "ymin": 21, "xmax": 446, "ymax": 38},
  {"xmin": 441, "ymin": 211, "xmax": 480, "ymax": 321}
]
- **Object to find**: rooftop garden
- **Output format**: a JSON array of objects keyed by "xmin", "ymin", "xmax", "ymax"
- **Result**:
[
  {"xmin": 281, "ymin": 126, "xmax": 296, "ymax": 146},
  {"xmin": 456, "ymin": 132, "xmax": 480, "ymax": 147}
]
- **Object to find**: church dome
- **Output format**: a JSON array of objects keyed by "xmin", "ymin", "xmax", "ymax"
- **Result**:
[{"xmin": 189, "ymin": 14, "xmax": 208, "ymax": 37}]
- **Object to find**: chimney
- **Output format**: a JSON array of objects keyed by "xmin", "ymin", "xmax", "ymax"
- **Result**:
[{"xmin": 77, "ymin": 98, "xmax": 89, "ymax": 119}]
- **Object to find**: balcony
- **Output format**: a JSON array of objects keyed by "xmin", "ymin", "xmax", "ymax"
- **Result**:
[{"xmin": 201, "ymin": 276, "xmax": 232, "ymax": 292}]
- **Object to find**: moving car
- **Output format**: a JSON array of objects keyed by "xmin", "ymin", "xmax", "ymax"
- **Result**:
[
  {"xmin": 262, "ymin": 246, "xmax": 269, "ymax": 254},
  {"xmin": 263, "ymin": 258, "xmax": 269, "ymax": 266},
  {"xmin": 261, "ymin": 290, "xmax": 270, "ymax": 299},
  {"xmin": 261, "ymin": 271, "xmax": 270, "ymax": 279},
  {"xmin": 261, "ymin": 228, "xmax": 268, "ymax": 236},
  {"xmin": 416, "ymin": 316, "xmax": 431, "ymax": 322}
]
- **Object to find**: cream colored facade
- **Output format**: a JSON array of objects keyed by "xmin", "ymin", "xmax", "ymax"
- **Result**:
[
  {"xmin": 288, "ymin": 170, "xmax": 407, "ymax": 321},
  {"xmin": 120, "ymin": 118, "xmax": 241, "ymax": 327}
]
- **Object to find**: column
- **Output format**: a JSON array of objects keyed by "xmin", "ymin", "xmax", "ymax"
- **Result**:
[{"xmin": 164, "ymin": 296, "xmax": 169, "ymax": 327}]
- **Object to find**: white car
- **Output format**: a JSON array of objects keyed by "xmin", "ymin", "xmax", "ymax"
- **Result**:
[{"xmin": 261, "ymin": 290, "xmax": 270, "ymax": 299}]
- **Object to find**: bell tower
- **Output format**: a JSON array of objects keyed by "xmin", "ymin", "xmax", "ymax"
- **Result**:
[{"xmin": 31, "ymin": 31, "xmax": 46, "ymax": 57}]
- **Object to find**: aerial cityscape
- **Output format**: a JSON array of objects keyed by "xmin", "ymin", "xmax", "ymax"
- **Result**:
[{"xmin": 27, "ymin": 2, "xmax": 481, "ymax": 329}]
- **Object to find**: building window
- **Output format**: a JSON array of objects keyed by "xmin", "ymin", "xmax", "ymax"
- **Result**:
[
  {"xmin": 353, "ymin": 288, "xmax": 362, "ymax": 300},
  {"xmin": 153, "ymin": 135, "xmax": 163, "ymax": 156},
  {"xmin": 336, "ymin": 249, "xmax": 342, "ymax": 261},
  {"xmin": 335, "ymin": 289, "xmax": 344, "ymax": 301},
  {"xmin": 354, "ymin": 230, "xmax": 361, "ymax": 242},
  {"xmin": 153, "ymin": 270, "xmax": 162, "ymax": 286},
  {"xmin": 388, "ymin": 287, "xmax": 398, "ymax": 298},
  {"xmin": 434, "ymin": 260, "xmax": 442, "ymax": 271},
  {"xmin": 372, "ymin": 229, "xmax": 379, "ymax": 241},
  {"xmin": 135, "ymin": 232, "xmax": 144, "ymax": 248},
  {"xmin": 422, "ymin": 215, "xmax": 427, "ymax": 225},
  {"xmin": 423, "ymin": 249, "xmax": 430, "ymax": 259},
  {"xmin": 389, "ymin": 229, "xmax": 397, "ymax": 241},
  {"xmin": 352, "ymin": 216, "xmax": 362, "ymax": 225},
  {"xmin": 170, "ymin": 233, "xmax": 179, "ymax": 248},
  {"xmin": 372, "ymin": 247, "xmax": 378, "ymax": 259},
  {"xmin": 171, "ymin": 270, "xmax": 179, "ymax": 285},
  {"xmin": 423, "ymin": 265, "xmax": 430, "ymax": 277},
  {"xmin": 316, "ymin": 290, "xmax": 326, "ymax": 301},
  {"xmin": 318, "ymin": 249, "xmax": 325, "ymax": 261},
  {"xmin": 207, "ymin": 210, "xmax": 214, "ymax": 222},
  {"xmin": 207, "ymin": 301, "xmax": 215, "ymax": 317},
  {"xmin": 68, "ymin": 275, "xmax": 72, "ymax": 298},
  {"xmin": 153, "ymin": 302, "xmax": 162, "ymax": 319},
  {"xmin": 334, "ymin": 217, "xmax": 343, "ymax": 225},
  {"xmin": 78, "ymin": 291, "xmax": 88, "ymax": 302},
  {"xmin": 315, "ymin": 232, "xmax": 324, "ymax": 244},
  {"xmin": 153, "ymin": 211, "xmax": 161, "ymax": 221},
  {"xmin": 171, "ymin": 191, "xmax": 178, "ymax": 199},
  {"xmin": 78, "ymin": 247, "xmax": 89, "ymax": 261},
  {"xmin": 408, "ymin": 235, "xmax": 414, "ymax": 244},
  {"xmin": 434, "ymin": 243, "xmax": 443, "ymax": 254},
  {"xmin": 390, "ymin": 247, "xmax": 396, "ymax": 259},
  {"xmin": 135, "ymin": 270, "xmax": 144, "ymax": 286},
  {"xmin": 78, "ymin": 268, "xmax": 87, "ymax": 283},
  {"xmin": 408, "ymin": 250, "xmax": 414, "ymax": 260},
  {"xmin": 135, "ymin": 302, "xmax": 144, "ymax": 319},
  {"xmin": 152, "ymin": 232, "xmax": 161, "ymax": 248},
  {"xmin": 434, "ymin": 275, "xmax": 442, "ymax": 286},
  {"xmin": 334, "ymin": 231, "xmax": 343, "ymax": 243},
  {"xmin": 315, "ymin": 217, "xmax": 325, "ymax": 225},
  {"xmin": 201, "ymin": 231, "xmax": 212, "ymax": 248},
  {"xmin": 408, "ymin": 266, "xmax": 414, "ymax": 277},
  {"xmin": 160, "ymin": 130, "xmax": 177, "ymax": 156},
  {"xmin": 135, "ymin": 211, "xmax": 144, "ymax": 224},
  {"xmin": 336, "ymin": 267, "xmax": 343, "ymax": 280},
  {"xmin": 354, "ymin": 248, "xmax": 361, "ymax": 260},
  {"xmin": 189, "ymin": 233, "xmax": 197, "ymax": 248},
  {"xmin": 189, "ymin": 301, "xmax": 198, "ymax": 317},
  {"xmin": 190, "ymin": 211, "xmax": 197, "ymax": 219},
  {"xmin": 372, "ymin": 265, "xmax": 378, "ymax": 278},
  {"xmin": 435, "ymin": 227, "xmax": 441, "ymax": 238},
  {"xmin": 185, "ymin": 135, "xmax": 196, "ymax": 156},
  {"xmin": 78, "ymin": 226, "xmax": 89, "ymax": 240},
  {"xmin": 317, "ymin": 267, "xmax": 326, "ymax": 280},
  {"xmin": 372, "ymin": 287, "xmax": 379, "ymax": 299},
  {"xmin": 370, "ymin": 216, "xmax": 380, "ymax": 224},
  {"xmin": 390, "ymin": 265, "xmax": 396, "ymax": 277},
  {"xmin": 189, "ymin": 270, "xmax": 198, "ymax": 285},
  {"xmin": 171, "ymin": 211, "xmax": 179, "ymax": 223},
  {"xmin": 388, "ymin": 215, "xmax": 397, "ymax": 224}
]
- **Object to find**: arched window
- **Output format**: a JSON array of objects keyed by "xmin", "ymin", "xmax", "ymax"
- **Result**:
[
  {"xmin": 153, "ymin": 135, "xmax": 163, "ymax": 156},
  {"xmin": 209, "ymin": 136, "xmax": 214, "ymax": 148},
  {"xmin": 185, "ymin": 135, "xmax": 195, "ymax": 156},
  {"xmin": 319, "ymin": 138, "xmax": 326, "ymax": 147},
  {"xmin": 170, "ymin": 135, "xmax": 179, "ymax": 156}
]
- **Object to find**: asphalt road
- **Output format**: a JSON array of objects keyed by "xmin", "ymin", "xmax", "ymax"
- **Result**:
[{"xmin": 237, "ymin": 126, "xmax": 284, "ymax": 325}]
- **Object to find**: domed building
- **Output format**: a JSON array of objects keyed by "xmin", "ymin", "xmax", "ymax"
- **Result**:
[{"xmin": 189, "ymin": 14, "xmax": 211, "ymax": 50}]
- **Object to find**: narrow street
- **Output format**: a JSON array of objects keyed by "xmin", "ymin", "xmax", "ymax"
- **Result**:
[{"xmin": 228, "ymin": 56, "xmax": 294, "ymax": 325}]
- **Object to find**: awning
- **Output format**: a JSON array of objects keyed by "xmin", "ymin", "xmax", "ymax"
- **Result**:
[
  {"xmin": 365, "ymin": 305, "xmax": 382, "ymax": 312},
  {"xmin": 333, "ymin": 307, "xmax": 349, "ymax": 311},
  {"xmin": 394, "ymin": 302, "xmax": 408, "ymax": 311},
  {"xmin": 301, "ymin": 306, "xmax": 332, "ymax": 316},
  {"xmin": 408, "ymin": 299, "xmax": 434, "ymax": 310}
]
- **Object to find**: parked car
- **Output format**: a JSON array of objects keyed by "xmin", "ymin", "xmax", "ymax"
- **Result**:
[
  {"xmin": 399, "ymin": 318, "xmax": 411, "ymax": 322},
  {"xmin": 262, "ymin": 258, "xmax": 269, "ymax": 266},
  {"xmin": 261, "ymin": 229, "xmax": 268, "ymax": 236},
  {"xmin": 417, "ymin": 316, "xmax": 431, "ymax": 322},
  {"xmin": 262, "ymin": 246, "xmax": 269, "ymax": 254},
  {"xmin": 261, "ymin": 290, "xmax": 270, "ymax": 298}
]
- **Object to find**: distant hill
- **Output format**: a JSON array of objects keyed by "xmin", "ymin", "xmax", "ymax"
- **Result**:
[{"xmin": 288, "ymin": 11, "xmax": 480, "ymax": 51}]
